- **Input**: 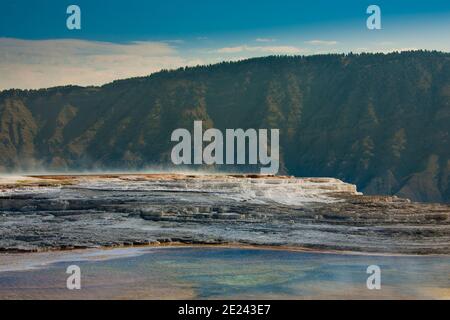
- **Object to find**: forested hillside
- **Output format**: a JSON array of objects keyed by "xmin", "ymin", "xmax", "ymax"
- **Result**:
[{"xmin": 1, "ymin": 51, "xmax": 449, "ymax": 202}]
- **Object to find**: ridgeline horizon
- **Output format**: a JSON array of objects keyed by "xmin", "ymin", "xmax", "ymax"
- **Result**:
[{"xmin": 1, "ymin": 50, "xmax": 448, "ymax": 93}]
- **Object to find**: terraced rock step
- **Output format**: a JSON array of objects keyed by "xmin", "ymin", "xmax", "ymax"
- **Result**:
[{"xmin": 0, "ymin": 174, "xmax": 449, "ymax": 254}]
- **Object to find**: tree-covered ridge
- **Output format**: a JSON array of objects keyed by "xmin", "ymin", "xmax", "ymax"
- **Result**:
[{"xmin": 1, "ymin": 51, "xmax": 449, "ymax": 203}]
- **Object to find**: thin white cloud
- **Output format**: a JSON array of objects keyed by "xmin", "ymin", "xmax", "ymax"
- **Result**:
[
  {"xmin": 0, "ymin": 38, "xmax": 203, "ymax": 90},
  {"xmin": 376, "ymin": 47, "xmax": 419, "ymax": 53},
  {"xmin": 353, "ymin": 46, "xmax": 418, "ymax": 54},
  {"xmin": 161, "ymin": 39, "xmax": 185, "ymax": 44},
  {"xmin": 255, "ymin": 38, "xmax": 276, "ymax": 42},
  {"xmin": 305, "ymin": 40, "xmax": 338, "ymax": 46},
  {"xmin": 216, "ymin": 45, "xmax": 304, "ymax": 55}
]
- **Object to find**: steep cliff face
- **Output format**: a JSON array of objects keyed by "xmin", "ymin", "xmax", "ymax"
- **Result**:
[
  {"xmin": 0, "ymin": 99, "xmax": 38, "ymax": 169},
  {"xmin": 0, "ymin": 52, "xmax": 449, "ymax": 202}
]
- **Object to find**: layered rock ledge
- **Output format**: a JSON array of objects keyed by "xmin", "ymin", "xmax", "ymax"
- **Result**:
[{"xmin": 0, "ymin": 174, "xmax": 449, "ymax": 254}]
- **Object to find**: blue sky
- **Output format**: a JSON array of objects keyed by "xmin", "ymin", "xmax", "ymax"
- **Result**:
[{"xmin": 1, "ymin": 0, "xmax": 450, "ymax": 89}]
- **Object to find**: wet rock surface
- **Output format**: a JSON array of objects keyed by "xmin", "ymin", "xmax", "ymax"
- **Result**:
[{"xmin": 0, "ymin": 174, "xmax": 449, "ymax": 254}]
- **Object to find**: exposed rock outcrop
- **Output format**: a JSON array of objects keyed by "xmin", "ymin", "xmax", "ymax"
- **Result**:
[{"xmin": 0, "ymin": 174, "xmax": 449, "ymax": 254}]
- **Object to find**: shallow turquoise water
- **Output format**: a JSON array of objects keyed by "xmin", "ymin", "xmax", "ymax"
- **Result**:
[{"xmin": 0, "ymin": 248, "xmax": 449, "ymax": 299}]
